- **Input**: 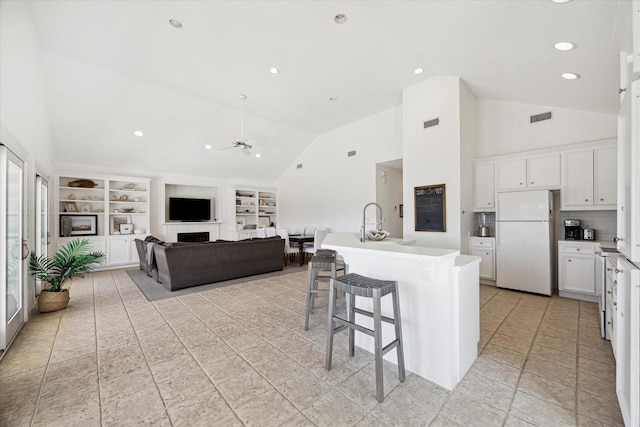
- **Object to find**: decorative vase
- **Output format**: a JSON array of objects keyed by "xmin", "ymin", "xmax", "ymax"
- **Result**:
[{"xmin": 38, "ymin": 289, "xmax": 70, "ymax": 313}]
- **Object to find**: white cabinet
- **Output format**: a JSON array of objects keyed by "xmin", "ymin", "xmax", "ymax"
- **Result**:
[
  {"xmin": 495, "ymin": 153, "xmax": 560, "ymax": 192},
  {"xmin": 469, "ymin": 237, "xmax": 495, "ymax": 281},
  {"xmin": 558, "ymin": 241, "xmax": 599, "ymax": 302},
  {"xmin": 108, "ymin": 237, "xmax": 139, "ymax": 266},
  {"xmin": 55, "ymin": 173, "xmax": 150, "ymax": 269},
  {"xmin": 473, "ymin": 161, "xmax": 495, "ymax": 211},
  {"xmin": 561, "ymin": 145, "xmax": 617, "ymax": 210}
]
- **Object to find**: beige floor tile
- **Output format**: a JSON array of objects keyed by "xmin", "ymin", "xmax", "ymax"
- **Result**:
[
  {"xmin": 578, "ymin": 356, "xmax": 616, "ymax": 382},
  {"xmin": 576, "ymin": 389, "xmax": 624, "ymax": 426},
  {"xmin": 438, "ymin": 389, "xmax": 507, "ymax": 427},
  {"xmin": 33, "ymin": 388, "xmax": 101, "ymax": 427},
  {"xmin": 496, "ymin": 324, "xmax": 537, "ymax": 343},
  {"xmin": 234, "ymin": 387, "xmax": 301, "ymax": 426},
  {"xmin": 524, "ymin": 356, "xmax": 577, "ymax": 388},
  {"xmin": 577, "ymin": 372, "xmax": 618, "ymax": 405},
  {"xmin": 303, "ymin": 389, "xmax": 369, "ymax": 426},
  {"xmin": 481, "ymin": 343, "xmax": 527, "ymax": 369},
  {"xmin": 216, "ymin": 368, "xmax": 277, "ymax": 409},
  {"xmin": 578, "ymin": 342, "xmax": 614, "ymax": 363},
  {"xmin": 40, "ymin": 354, "xmax": 98, "ymax": 401},
  {"xmin": 166, "ymin": 391, "xmax": 242, "ymax": 427},
  {"xmin": 529, "ymin": 342, "xmax": 577, "ymax": 369},
  {"xmin": 509, "ymin": 390, "xmax": 577, "ymax": 426},
  {"xmin": 101, "ymin": 386, "xmax": 171, "ymax": 426},
  {"xmin": 517, "ymin": 371, "xmax": 576, "ymax": 410},
  {"xmin": 533, "ymin": 333, "xmax": 578, "ymax": 355},
  {"xmin": 456, "ymin": 370, "xmax": 516, "ymax": 411},
  {"xmin": 468, "ymin": 356, "xmax": 522, "ymax": 388},
  {"xmin": 503, "ymin": 415, "xmax": 537, "ymax": 426},
  {"xmin": 489, "ymin": 332, "xmax": 532, "ymax": 354}
]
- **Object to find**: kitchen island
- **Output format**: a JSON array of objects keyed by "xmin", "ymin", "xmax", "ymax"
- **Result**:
[{"xmin": 322, "ymin": 232, "xmax": 480, "ymax": 390}]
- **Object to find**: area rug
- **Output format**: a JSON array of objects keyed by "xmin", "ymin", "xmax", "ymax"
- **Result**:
[{"xmin": 127, "ymin": 264, "xmax": 307, "ymax": 302}]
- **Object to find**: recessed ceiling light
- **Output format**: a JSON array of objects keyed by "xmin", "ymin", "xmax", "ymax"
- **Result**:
[
  {"xmin": 270, "ymin": 67, "xmax": 279, "ymax": 74},
  {"xmin": 205, "ymin": 144, "xmax": 213, "ymax": 150},
  {"xmin": 554, "ymin": 41, "xmax": 576, "ymax": 51},
  {"xmin": 255, "ymin": 153, "xmax": 261, "ymax": 158},
  {"xmin": 169, "ymin": 19, "xmax": 182, "ymax": 28},
  {"xmin": 550, "ymin": 0, "xmax": 572, "ymax": 3},
  {"xmin": 134, "ymin": 130, "xmax": 144, "ymax": 137},
  {"xmin": 334, "ymin": 14, "xmax": 347, "ymax": 24},
  {"xmin": 561, "ymin": 72, "xmax": 580, "ymax": 80},
  {"xmin": 414, "ymin": 68, "xmax": 424, "ymax": 74},
  {"xmin": 329, "ymin": 97, "xmax": 338, "ymax": 101}
]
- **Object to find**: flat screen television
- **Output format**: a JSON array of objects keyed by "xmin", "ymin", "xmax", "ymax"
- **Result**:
[{"xmin": 169, "ymin": 197, "xmax": 211, "ymax": 222}]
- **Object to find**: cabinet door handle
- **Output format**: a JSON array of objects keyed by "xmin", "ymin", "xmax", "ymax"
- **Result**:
[
  {"xmin": 585, "ymin": 199, "xmax": 589, "ymax": 202},
  {"xmin": 607, "ymin": 290, "xmax": 612, "ymax": 294},
  {"xmin": 530, "ymin": 181, "xmax": 534, "ymax": 185},
  {"xmin": 568, "ymin": 259, "xmax": 572, "ymax": 262},
  {"xmin": 600, "ymin": 198, "xmax": 604, "ymax": 201},
  {"xmin": 607, "ymin": 321, "xmax": 612, "ymax": 325}
]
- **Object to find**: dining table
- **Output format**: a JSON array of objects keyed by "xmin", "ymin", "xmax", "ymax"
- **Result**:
[{"xmin": 288, "ymin": 234, "xmax": 314, "ymax": 266}]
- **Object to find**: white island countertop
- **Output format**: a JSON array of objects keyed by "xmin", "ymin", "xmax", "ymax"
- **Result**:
[
  {"xmin": 321, "ymin": 232, "xmax": 480, "ymax": 391},
  {"xmin": 322, "ymin": 232, "xmax": 459, "ymax": 261}
]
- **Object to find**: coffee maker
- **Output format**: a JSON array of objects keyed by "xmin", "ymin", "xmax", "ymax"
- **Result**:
[
  {"xmin": 564, "ymin": 219, "xmax": 582, "ymax": 240},
  {"xmin": 477, "ymin": 212, "xmax": 491, "ymax": 237}
]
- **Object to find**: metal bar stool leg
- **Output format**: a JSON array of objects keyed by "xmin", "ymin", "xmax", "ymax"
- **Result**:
[
  {"xmin": 392, "ymin": 287, "xmax": 406, "ymax": 382},
  {"xmin": 373, "ymin": 287, "xmax": 385, "ymax": 402},
  {"xmin": 304, "ymin": 263, "xmax": 315, "ymax": 330},
  {"xmin": 325, "ymin": 278, "xmax": 337, "ymax": 370},
  {"xmin": 348, "ymin": 292, "xmax": 356, "ymax": 357}
]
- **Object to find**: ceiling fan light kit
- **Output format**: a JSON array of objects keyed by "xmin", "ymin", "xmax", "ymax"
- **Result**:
[{"xmin": 216, "ymin": 94, "xmax": 261, "ymax": 156}]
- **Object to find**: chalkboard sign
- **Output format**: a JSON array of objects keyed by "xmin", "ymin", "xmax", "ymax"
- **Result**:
[{"xmin": 414, "ymin": 184, "xmax": 446, "ymax": 232}]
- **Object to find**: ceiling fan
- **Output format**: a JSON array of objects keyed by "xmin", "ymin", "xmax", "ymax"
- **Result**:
[{"xmin": 216, "ymin": 94, "xmax": 259, "ymax": 156}]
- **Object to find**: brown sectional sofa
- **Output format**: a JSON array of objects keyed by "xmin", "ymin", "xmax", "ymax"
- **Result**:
[{"xmin": 136, "ymin": 236, "xmax": 285, "ymax": 291}]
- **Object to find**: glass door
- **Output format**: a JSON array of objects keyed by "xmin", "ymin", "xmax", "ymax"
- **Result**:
[
  {"xmin": 0, "ymin": 145, "xmax": 25, "ymax": 352},
  {"xmin": 35, "ymin": 175, "xmax": 49, "ymax": 295}
]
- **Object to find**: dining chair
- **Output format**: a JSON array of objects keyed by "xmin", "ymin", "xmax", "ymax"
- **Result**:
[
  {"xmin": 303, "ymin": 228, "xmax": 330, "ymax": 261},
  {"xmin": 265, "ymin": 227, "xmax": 277, "ymax": 237},
  {"xmin": 276, "ymin": 229, "xmax": 299, "ymax": 265},
  {"xmin": 303, "ymin": 226, "xmax": 316, "ymax": 237}
]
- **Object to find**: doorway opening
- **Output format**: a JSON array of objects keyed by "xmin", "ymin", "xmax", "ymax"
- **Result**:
[{"xmin": 376, "ymin": 159, "xmax": 403, "ymax": 239}]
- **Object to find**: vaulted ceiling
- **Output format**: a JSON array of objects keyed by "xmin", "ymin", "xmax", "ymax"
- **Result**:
[{"xmin": 25, "ymin": 0, "xmax": 623, "ymax": 183}]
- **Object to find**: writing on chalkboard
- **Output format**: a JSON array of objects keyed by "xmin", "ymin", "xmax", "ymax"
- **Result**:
[{"xmin": 414, "ymin": 184, "xmax": 446, "ymax": 232}]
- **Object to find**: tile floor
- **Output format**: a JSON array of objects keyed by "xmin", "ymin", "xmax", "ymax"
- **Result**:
[{"xmin": 0, "ymin": 268, "xmax": 624, "ymax": 426}]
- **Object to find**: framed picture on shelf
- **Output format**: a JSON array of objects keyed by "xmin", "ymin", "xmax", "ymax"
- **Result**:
[
  {"xmin": 111, "ymin": 215, "xmax": 131, "ymax": 234},
  {"xmin": 119, "ymin": 223, "xmax": 133, "ymax": 234},
  {"xmin": 64, "ymin": 202, "xmax": 78, "ymax": 212},
  {"xmin": 81, "ymin": 204, "xmax": 92, "ymax": 213},
  {"xmin": 258, "ymin": 216, "xmax": 269, "ymax": 228},
  {"xmin": 59, "ymin": 214, "xmax": 97, "ymax": 237}
]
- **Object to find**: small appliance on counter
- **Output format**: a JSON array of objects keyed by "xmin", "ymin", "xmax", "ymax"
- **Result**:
[
  {"xmin": 564, "ymin": 219, "xmax": 582, "ymax": 240},
  {"xmin": 477, "ymin": 212, "xmax": 491, "ymax": 237},
  {"xmin": 583, "ymin": 227, "xmax": 596, "ymax": 241}
]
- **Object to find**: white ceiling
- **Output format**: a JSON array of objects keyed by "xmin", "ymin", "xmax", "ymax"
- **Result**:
[{"xmin": 26, "ymin": 0, "xmax": 624, "ymax": 183}]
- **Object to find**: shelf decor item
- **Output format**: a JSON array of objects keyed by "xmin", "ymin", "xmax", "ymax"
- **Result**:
[
  {"xmin": 29, "ymin": 239, "xmax": 105, "ymax": 312},
  {"xmin": 59, "ymin": 215, "xmax": 98, "ymax": 236},
  {"xmin": 64, "ymin": 202, "xmax": 78, "ymax": 212},
  {"xmin": 68, "ymin": 179, "xmax": 97, "ymax": 188}
]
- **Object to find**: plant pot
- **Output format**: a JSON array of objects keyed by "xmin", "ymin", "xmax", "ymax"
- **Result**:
[{"xmin": 38, "ymin": 289, "xmax": 70, "ymax": 313}]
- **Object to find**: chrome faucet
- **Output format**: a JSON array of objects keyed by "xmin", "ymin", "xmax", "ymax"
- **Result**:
[{"xmin": 361, "ymin": 202, "xmax": 383, "ymax": 242}]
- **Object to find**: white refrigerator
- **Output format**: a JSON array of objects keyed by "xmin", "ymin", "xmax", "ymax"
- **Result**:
[{"xmin": 496, "ymin": 190, "xmax": 554, "ymax": 296}]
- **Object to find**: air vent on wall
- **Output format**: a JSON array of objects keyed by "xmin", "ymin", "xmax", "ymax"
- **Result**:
[
  {"xmin": 296, "ymin": 164, "xmax": 303, "ymax": 169},
  {"xmin": 423, "ymin": 118, "xmax": 440, "ymax": 129},
  {"xmin": 530, "ymin": 111, "xmax": 552, "ymax": 123},
  {"xmin": 348, "ymin": 150, "xmax": 356, "ymax": 157}
]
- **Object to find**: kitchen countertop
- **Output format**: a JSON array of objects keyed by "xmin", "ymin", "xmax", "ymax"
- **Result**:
[{"xmin": 557, "ymin": 239, "xmax": 617, "ymax": 250}]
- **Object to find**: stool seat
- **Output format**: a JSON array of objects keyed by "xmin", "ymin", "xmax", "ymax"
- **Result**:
[
  {"xmin": 326, "ymin": 272, "xmax": 405, "ymax": 402},
  {"xmin": 332, "ymin": 273, "xmax": 396, "ymax": 298}
]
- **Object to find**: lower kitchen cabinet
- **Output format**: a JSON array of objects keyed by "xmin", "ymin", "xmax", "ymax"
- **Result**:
[
  {"xmin": 558, "ymin": 241, "xmax": 599, "ymax": 302},
  {"xmin": 469, "ymin": 237, "xmax": 495, "ymax": 281}
]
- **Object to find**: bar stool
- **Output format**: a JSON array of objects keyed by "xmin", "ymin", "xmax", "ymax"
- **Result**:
[
  {"xmin": 325, "ymin": 273, "xmax": 405, "ymax": 402},
  {"xmin": 304, "ymin": 249, "xmax": 346, "ymax": 330}
]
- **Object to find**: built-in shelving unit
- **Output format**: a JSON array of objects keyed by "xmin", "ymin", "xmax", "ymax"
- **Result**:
[
  {"xmin": 55, "ymin": 173, "xmax": 150, "ymax": 268},
  {"xmin": 233, "ymin": 188, "xmax": 277, "ymax": 239}
]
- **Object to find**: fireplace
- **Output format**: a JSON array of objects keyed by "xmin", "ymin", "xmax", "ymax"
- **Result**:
[{"xmin": 177, "ymin": 232, "xmax": 210, "ymax": 243}]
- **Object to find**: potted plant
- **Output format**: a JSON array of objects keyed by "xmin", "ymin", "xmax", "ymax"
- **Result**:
[{"xmin": 29, "ymin": 238, "xmax": 105, "ymax": 312}]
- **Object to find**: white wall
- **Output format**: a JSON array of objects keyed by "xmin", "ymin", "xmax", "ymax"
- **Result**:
[
  {"xmin": 402, "ymin": 76, "xmax": 465, "ymax": 250},
  {"xmin": 275, "ymin": 107, "xmax": 403, "ymax": 234},
  {"xmin": 0, "ymin": 1, "xmax": 55, "ymax": 174},
  {"xmin": 476, "ymin": 99, "xmax": 617, "ymax": 158}
]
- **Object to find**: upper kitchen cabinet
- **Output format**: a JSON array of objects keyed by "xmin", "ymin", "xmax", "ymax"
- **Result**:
[
  {"xmin": 473, "ymin": 161, "xmax": 495, "ymax": 211},
  {"xmin": 495, "ymin": 153, "xmax": 560, "ymax": 192},
  {"xmin": 561, "ymin": 145, "xmax": 617, "ymax": 210}
]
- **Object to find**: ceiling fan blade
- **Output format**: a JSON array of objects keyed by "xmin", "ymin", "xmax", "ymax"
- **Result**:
[{"xmin": 215, "ymin": 145, "xmax": 236, "ymax": 151}]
